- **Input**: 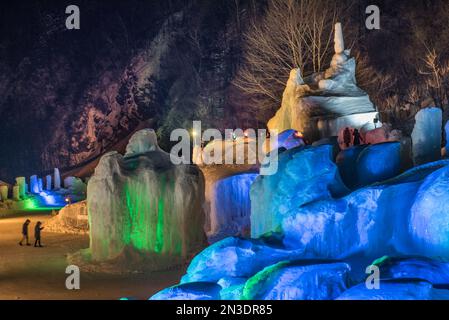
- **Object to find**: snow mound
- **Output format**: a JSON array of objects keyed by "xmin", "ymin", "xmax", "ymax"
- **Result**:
[{"xmin": 45, "ymin": 201, "xmax": 88, "ymax": 234}]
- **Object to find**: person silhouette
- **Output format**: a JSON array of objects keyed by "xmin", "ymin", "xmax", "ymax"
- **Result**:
[
  {"xmin": 19, "ymin": 219, "xmax": 31, "ymax": 246},
  {"xmin": 353, "ymin": 129, "xmax": 361, "ymax": 146},
  {"xmin": 34, "ymin": 221, "xmax": 44, "ymax": 247},
  {"xmin": 343, "ymin": 127, "xmax": 352, "ymax": 147}
]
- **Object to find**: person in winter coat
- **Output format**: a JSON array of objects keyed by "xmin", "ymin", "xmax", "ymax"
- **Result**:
[{"xmin": 34, "ymin": 221, "xmax": 44, "ymax": 247}]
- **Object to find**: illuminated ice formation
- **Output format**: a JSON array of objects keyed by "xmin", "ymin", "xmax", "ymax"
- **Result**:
[
  {"xmin": 267, "ymin": 23, "xmax": 378, "ymax": 141},
  {"xmin": 87, "ymin": 129, "xmax": 205, "ymax": 266},
  {"xmin": 412, "ymin": 107, "xmax": 442, "ymax": 165},
  {"xmin": 206, "ymin": 173, "xmax": 258, "ymax": 242},
  {"xmin": 15, "ymin": 177, "xmax": 26, "ymax": 198},
  {"xmin": 0, "ymin": 185, "xmax": 8, "ymax": 200},
  {"xmin": 150, "ymin": 282, "xmax": 221, "ymax": 300},
  {"xmin": 270, "ymin": 129, "xmax": 306, "ymax": 151},
  {"xmin": 409, "ymin": 165, "xmax": 449, "ymax": 257},
  {"xmin": 336, "ymin": 142, "xmax": 401, "ymax": 189},
  {"xmin": 12, "ymin": 185, "xmax": 20, "ymax": 200},
  {"xmin": 180, "ymin": 237, "xmax": 304, "ymax": 284},
  {"xmin": 337, "ymin": 280, "xmax": 449, "ymax": 300},
  {"xmin": 30, "ymin": 175, "xmax": 39, "ymax": 194},
  {"xmin": 54, "ymin": 168, "xmax": 61, "ymax": 190},
  {"xmin": 38, "ymin": 178, "xmax": 43, "ymax": 193},
  {"xmin": 45, "ymin": 175, "xmax": 52, "ymax": 191},
  {"xmin": 376, "ymin": 257, "xmax": 449, "ymax": 286},
  {"xmin": 250, "ymin": 145, "xmax": 349, "ymax": 238},
  {"xmin": 241, "ymin": 261, "xmax": 350, "ymax": 300}
]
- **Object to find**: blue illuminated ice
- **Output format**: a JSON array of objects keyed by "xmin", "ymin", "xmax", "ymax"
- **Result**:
[
  {"xmin": 149, "ymin": 282, "xmax": 221, "ymax": 300},
  {"xmin": 250, "ymin": 145, "xmax": 349, "ymax": 238},
  {"xmin": 181, "ymin": 237, "xmax": 304, "ymax": 284},
  {"xmin": 337, "ymin": 280, "xmax": 449, "ymax": 300},
  {"xmin": 376, "ymin": 257, "xmax": 449, "ymax": 286},
  {"xmin": 241, "ymin": 261, "xmax": 350, "ymax": 300},
  {"xmin": 411, "ymin": 107, "xmax": 442, "ymax": 165}
]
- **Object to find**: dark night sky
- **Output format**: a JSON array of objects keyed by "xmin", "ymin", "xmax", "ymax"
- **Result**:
[{"xmin": 1, "ymin": 0, "xmax": 448, "ymax": 182}]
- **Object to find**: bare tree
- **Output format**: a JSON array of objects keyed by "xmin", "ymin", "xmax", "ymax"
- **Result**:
[{"xmin": 233, "ymin": 0, "xmax": 348, "ymax": 115}]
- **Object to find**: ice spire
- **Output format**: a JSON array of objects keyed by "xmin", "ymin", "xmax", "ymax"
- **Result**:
[{"xmin": 334, "ymin": 22, "xmax": 345, "ymax": 54}]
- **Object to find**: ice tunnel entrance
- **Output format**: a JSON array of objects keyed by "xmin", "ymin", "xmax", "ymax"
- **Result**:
[{"xmin": 206, "ymin": 173, "xmax": 258, "ymax": 243}]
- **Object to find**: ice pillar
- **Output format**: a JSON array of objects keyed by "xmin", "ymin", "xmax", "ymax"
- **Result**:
[
  {"xmin": 13, "ymin": 186, "xmax": 20, "ymax": 201},
  {"xmin": 334, "ymin": 22, "xmax": 345, "ymax": 54},
  {"xmin": 46, "ymin": 175, "xmax": 52, "ymax": 191},
  {"xmin": 411, "ymin": 107, "xmax": 442, "ymax": 166},
  {"xmin": 15, "ymin": 177, "xmax": 26, "ymax": 199},
  {"xmin": 54, "ymin": 168, "xmax": 61, "ymax": 190},
  {"xmin": 38, "ymin": 178, "xmax": 43, "ymax": 193},
  {"xmin": 0, "ymin": 185, "xmax": 8, "ymax": 201},
  {"xmin": 30, "ymin": 175, "xmax": 39, "ymax": 194}
]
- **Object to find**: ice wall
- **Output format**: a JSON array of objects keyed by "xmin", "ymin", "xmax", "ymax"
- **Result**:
[
  {"xmin": 207, "ymin": 173, "xmax": 258, "ymax": 242},
  {"xmin": 87, "ymin": 129, "xmax": 206, "ymax": 266},
  {"xmin": 250, "ymin": 145, "xmax": 349, "ymax": 238},
  {"xmin": 412, "ymin": 107, "xmax": 442, "ymax": 165}
]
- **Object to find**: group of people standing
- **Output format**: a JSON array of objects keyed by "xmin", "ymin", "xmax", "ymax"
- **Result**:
[
  {"xmin": 343, "ymin": 127, "xmax": 363, "ymax": 148},
  {"xmin": 19, "ymin": 219, "xmax": 44, "ymax": 247}
]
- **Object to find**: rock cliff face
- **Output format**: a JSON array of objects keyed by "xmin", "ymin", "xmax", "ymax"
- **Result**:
[{"xmin": 0, "ymin": 0, "xmax": 248, "ymax": 181}]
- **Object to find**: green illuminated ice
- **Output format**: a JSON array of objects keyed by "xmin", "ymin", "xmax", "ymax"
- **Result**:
[{"xmin": 87, "ymin": 129, "xmax": 206, "ymax": 268}]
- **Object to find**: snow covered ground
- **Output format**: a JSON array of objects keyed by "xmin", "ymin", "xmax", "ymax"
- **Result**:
[{"xmin": 0, "ymin": 213, "xmax": 183, "ymax": 300}]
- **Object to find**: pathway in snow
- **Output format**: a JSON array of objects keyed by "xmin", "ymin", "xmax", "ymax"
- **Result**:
[{"xmin": 0, "ymin": 213, "xmax": 183, "ymax": 299}]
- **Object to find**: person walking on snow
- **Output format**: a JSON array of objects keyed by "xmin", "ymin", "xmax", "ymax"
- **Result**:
[
  {"xmin": 34, "ymin": 221, "xmax": 44, "ymax": 247},
  {"xmin": 19, "ymin": 219, "xmax": 31, "ymax": 246}
]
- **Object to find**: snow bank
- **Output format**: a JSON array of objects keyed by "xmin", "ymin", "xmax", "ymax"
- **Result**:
[{"xmin": 45, "ymin": 201, "xmax": 88, "ymax": 234}]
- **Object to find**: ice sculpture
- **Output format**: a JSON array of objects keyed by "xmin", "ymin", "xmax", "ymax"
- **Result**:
[
  {"xmin": 409, "ymin": 165, "xmax": 449, "ymax": 257},
  {"xmin": 45, "ymin": 175, "xmax": 52, "ymax": 191},
  {"xmin": 12, "ymin": 186, "xmax": 20, "ymax": 200},
  {"xmin": 206, "ymin": 173, "xmax": 258, "ymax": 242},
  {"xmin": 411, "ymin": 107, "xmax": 442, "ymax": 165},
  {"xmin": 250, "ymin": 145, "xmax": 349, "ymax": 238},
  {"xmin": 54, "ymin": 168, "xmax": 61, "ymax": 190},
  {"xmin": 15, "ymin": 177, "xmax": 26, "ymax": 199},
  {"xmin": 38, "ymin": 178, "xmax": 43, "ymax": 193},
  {"xmin": 241, "ymin": 261, "xmax": 350, "ymax": 300},
  {"xmin": 87, "ymin": 129, "xmax": 206, "ymax": 268},
  {"xmin": 30, "ymin": 175, "xmax": 39, "ymax": 194},
  {"xmin": 268, "ymin": 23, "xmax": 378, "ymax": 141},
  {"xmin": 356, "ymin": 142, "xmax": 401, "ymax": 186},
  {"xmin": 0, "ymin": 185, "xmax": 8, "ymax": 200}
]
